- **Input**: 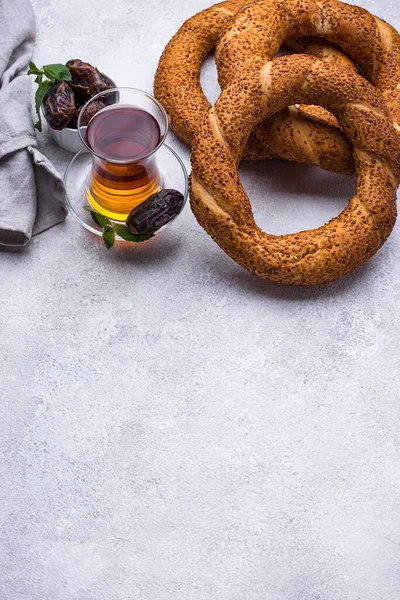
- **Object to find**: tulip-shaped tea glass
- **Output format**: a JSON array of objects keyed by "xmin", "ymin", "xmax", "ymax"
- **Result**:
[{"xmin": 78, "ymin": 88, "xmax": 169, "ymax": 221}]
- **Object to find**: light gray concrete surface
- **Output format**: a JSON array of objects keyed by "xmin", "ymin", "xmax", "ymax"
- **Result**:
[{"xmin": 1, "ymin": 0, "xmax": 400, "ymax": 598}]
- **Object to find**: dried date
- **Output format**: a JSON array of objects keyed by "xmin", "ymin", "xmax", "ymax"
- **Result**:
[
  {"xmin": 66, "ymin": 59, "xmax": 114, "ymax": 98},
  {"xmin": 43, "ymin": 81, "xmax": 75, "ymax": 130},
  {"xmin": 91, "ymin": 71, "xmax": 115, "ymax": 96},
  {"xmin": 68, "ymin": 100, "xmax": 108, "ymax": 128},
  {"xmin": 126, "ymin": 189, "xmax": 185, "ymax": 235}
]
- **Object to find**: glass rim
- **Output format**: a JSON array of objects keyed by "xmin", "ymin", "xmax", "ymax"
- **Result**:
[{"xmin": 77, "ymin": 86, "xmax": 169, "ymax": 164}]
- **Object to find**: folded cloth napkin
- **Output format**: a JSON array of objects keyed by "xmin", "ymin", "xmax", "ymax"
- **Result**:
[{"xmin": 0, "ymin": 0, "xmax": 67, "ymax": 248}]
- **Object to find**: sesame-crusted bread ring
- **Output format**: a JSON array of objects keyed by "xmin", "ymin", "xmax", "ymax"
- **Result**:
[
  {"xmin": 190, "ymin": 55, "xmax": 400, "ymax": 286},
  {"xmin": 216, "ymin": 0, "xmax": 400, "ymax": 96},
  {"xmin": 216, "ymin": 0, "xmax": 400, "ymax": 125},
  {"xmin": 154, "ymin": 0, "xmax": 356, "ymax": 174},
  {"xmin": 155, "ymin": 0, "xmax": 400, "ymax": 175},
  {"xmin": 215, "ymin": 0, "xmax": 400, "ymax": 174}
]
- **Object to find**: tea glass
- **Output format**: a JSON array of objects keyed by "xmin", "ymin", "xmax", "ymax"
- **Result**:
[{"xmin": 78, "ymin": 87, "xmax": 169, "ymax": 221}]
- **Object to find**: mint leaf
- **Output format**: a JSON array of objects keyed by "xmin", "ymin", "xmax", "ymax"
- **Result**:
[
  {"xmin": 102, "ymin": 225, "xmax": 115, "ymax": 249},
  {"xmin": 82, "ymin": 208, "xmax": 153, "ymax": 248},
  {"xmin": 83, "ymin": 206, "xmax": 111, "ymax": 228},
  {"xmin": 43, "ymin": 63, "xmax": 72, "ymax": 82},
  {"xmin": 28, "ymin": 61, "xmax": 44, "ymax": 76},
  {"xmin": 92, "ymin": 212, "xmax": 111, "ymax": 228},
  {"xmin": 34, "ymin": 79, "xmax": 53, "ymax": 132},
  {"xmin": 34, "ymin": 74, "xmax": 43, "ymax": 85},
  {"xmin": 114, "ymin": 224, "xmax": 154, "ymax": 242}
]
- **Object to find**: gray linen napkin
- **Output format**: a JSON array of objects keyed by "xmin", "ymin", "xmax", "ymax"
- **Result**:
[{"xmin": 0, "ymin": 0, "xmax": 67, "ymax": 248}]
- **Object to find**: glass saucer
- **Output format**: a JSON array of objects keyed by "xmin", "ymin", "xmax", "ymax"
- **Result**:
[{"xmin": 64, "ymin": 143, "xmax": 189, "ymax": 239}]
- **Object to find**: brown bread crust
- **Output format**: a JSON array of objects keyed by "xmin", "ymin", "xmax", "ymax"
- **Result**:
[
  {"xmin": 155, "ymin": 0, "xmax": 400, "ymax": 175},
  {"xmin": 190, "ymin": 56, "xmax": 400, "ymax": 285}
]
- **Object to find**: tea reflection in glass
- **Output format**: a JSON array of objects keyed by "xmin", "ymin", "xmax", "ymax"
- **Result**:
[{"xmin": 78, "ymin": 89, "xmax": 168, "ymax": 221}]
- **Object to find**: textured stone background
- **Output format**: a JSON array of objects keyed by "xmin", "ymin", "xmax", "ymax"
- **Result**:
[{"xmin": 1, "ymin": 0, "xmax": 400, "ymax": 598}]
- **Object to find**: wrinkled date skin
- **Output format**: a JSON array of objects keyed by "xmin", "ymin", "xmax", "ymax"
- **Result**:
[
  {"xmin": 127, "ymin": 189, "xmax": 185, "ymax": 235},
  {"xmin": 66, "ymin": 59, "xmax": 114, "ymax": 98},
  {"xmin": 43, "ymin": 81, "xmax": 75, "ymax": 130},
  {"xmin": 66, "ymin": 59, "xmax": 92, "ymax": 94},
  {"xmin": 91, "ymin": 71, "xmax": 115, "ymax": 96},
  {"xmin": 68, "ymin": 100, "xmax": 107, "ymax": 129}
]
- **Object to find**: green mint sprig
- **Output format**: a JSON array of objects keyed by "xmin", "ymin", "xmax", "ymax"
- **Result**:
[
  {"xmin": 83, "ymin": 207, "xmax": 154, "ymax": 249},
  {"xmin": 28, "ymin": 61, "xmax": 72, "ymax": 132}
]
